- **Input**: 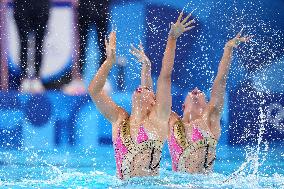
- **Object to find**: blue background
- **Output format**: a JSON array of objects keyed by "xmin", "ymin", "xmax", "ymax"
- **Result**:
[{"xmin": 1, "ymin": 0, "xmax": 284, "ymax": 149}]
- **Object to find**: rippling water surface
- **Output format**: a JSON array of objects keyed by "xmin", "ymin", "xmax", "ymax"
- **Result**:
[{"xmin": 1, "ymin": 144, "xmax": 283, "ymax": 188}]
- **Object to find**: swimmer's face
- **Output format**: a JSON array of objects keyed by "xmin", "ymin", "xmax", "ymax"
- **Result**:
[
  {"xmin": 132, "ymin": 86, "xmax": 156, "ymax": 109},
  {"xmin": 183, "ymin": 87, "xmax": 207, "ymax": 113}
]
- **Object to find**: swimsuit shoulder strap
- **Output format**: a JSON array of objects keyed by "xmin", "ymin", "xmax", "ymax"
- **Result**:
[
  {"xmin": 120, "ymin": 117, "xmax": 135, "ymax": 149},
  {"xmin": 173, "ymin": 119, "xmax": 189, "ymax": 150}
]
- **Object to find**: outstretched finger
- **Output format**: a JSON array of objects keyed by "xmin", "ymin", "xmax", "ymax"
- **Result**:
[
  {"xmin": 111, "ymin": 24, "xmax": 117, "ymax": 32},
  {"xmin": 109, "ymin": 31, "xmax": 116, "ymax": 41},
  {"xmin": 184, "ymin": 26, "xmax": 195, "ymax": 32},
  {"xmin": 130, "ymin": 44, "xmax": 140, "ymax": 55},
  {"xmin": 129, "ymin": 49, "xmax": 143, "ymax": 64},
  {"xmin": 138, "ymin": 41, "xmax": 144, "ymax": 52},
  {"xmin": 184, "ymin": 19, "xmax": 195, "ymax": 27},
  {"xmin": 238, "ymin": 38, "xmax": 246, "ymax": 43},
  {"xmin": 239, "ymin": 35, "xmax": 253, "ymax": 42},
  {"xmin": 246, "ymin": 35, "xmax": 254, "ymax": 41},
  {"xmin": 181, "ymin": 13, "xmax": 192, "ymax": 24},
  {"xmin": 236, "ymin": 28, "xmax": 244, "ymax": 38},
  {"xmin": 130, "ymin": 43, "xmax": 138, "ymax": 51},
  {"xmin": 177, "ymin": 11, "xmax": 184, "ymax": 23},
  {"xmin": 129, "ymin": 49, "xmax": 138, "ymax": 57}
]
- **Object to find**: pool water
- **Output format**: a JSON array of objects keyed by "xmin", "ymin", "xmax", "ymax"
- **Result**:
[{"xmin": 0, "ymin": 143, "xmax": 284, "ymax": 188}]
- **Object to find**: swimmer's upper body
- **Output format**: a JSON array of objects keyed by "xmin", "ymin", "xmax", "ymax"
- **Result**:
[
  {"xmin": 168, "ymin": 26, "xmax": 252, "ymax": 173},
  {"xmin": 88, "ymin": 16, "xmax": 194, "ymax": 179},
  {"xmin": 88, "ymin": 30, "xmax": 170, "ymax": 179}
]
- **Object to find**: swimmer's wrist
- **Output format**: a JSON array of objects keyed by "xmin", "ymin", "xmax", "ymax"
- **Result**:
[
  {"xmin": 168, "ymin": 28, "xmax": 178, "ymax": 39},
  {"xmin": 106, "ymin": 57, "xmax": 115, "ymax": 65},
  {"xmin": 168, "ymin": 34, "xmax": 177, "ymax": 40}
]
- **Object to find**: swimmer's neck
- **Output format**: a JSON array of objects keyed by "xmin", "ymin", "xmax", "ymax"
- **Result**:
[
  {"xmin": 130, "ymin": 108, "xmax": 149, "ymax": 124},
  {"xmin": 182, "ymin": 112, "xmax": 202, "ymax": 124}
]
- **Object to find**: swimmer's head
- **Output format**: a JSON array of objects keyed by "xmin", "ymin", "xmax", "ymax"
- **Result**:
[
  {"xmin": 183, "ymin": 87, "xmax": 207, "ymax": 116},
  {"xmin": 132, "ymin": 86, "xmax": 156, "ymax": 112}
]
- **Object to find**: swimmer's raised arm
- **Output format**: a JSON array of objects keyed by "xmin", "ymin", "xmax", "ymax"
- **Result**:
[
  {"xmin": 88, "ymin": 31, "xmax": 127, "ymax": 124},
  {"xmin": 130, "ymin": 42, "xmax": 153, "ymax": 89},
  {"xmin": 209, "ymin": 30, "xmax": 252, "ymax": 123},
  {"xmin": 155, "ymin": 11, "xmax": 195, "ymax": 121}
]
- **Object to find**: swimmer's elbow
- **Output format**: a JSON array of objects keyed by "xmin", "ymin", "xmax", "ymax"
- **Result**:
[
  {"xmin": 88, "ymin": 84, "xmax": 100, "ymax": 100},
  {"xmin": 87, "ymin": 84, "xmax": 94, "ymax": 96}
]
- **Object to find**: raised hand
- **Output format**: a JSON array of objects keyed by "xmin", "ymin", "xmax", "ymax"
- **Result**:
[
  {"xmin": 169, "ymin": 11, "xmax": 196, "ymax": 39},
  {"xmin": 130, "ymin": 42, "xmax": 150, "ymax": 66},
  {"xmin": 226, "ymin": 30, "xmax": 253, "ymax": 48},
  {"xmin": 105, "ymin": 31, "xmax": 116, "ymax": 64}
]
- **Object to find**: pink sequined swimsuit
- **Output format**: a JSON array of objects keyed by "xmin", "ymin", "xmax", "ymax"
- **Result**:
[
  {"xmin": 168, "ymin": 121, "xmax": 217, "ymax": 172},
  {"xmin": 169, "ymin": 125, "xmax": 204, "ymax": 171},
  {"xmin": 114, "ymin": 125, "xmax": 149, "ymax": 179}
]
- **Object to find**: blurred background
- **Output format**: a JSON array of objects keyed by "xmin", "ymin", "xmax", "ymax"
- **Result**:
[{"xmin": 0, "ymin": 0, "xmax": 284, "ymax": 151}]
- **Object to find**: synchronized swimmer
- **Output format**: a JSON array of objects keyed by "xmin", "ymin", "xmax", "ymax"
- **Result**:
[
  {"xmin": 88, "ymin": 10, "xmax": 251, "ymax": 179},
  {"xmin": 167, "ymin": 17, "xmax": 251, "ymax": 173}
]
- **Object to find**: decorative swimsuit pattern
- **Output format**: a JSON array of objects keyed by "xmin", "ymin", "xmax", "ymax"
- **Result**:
[
  {"xmin": 169, "ymin": 120, "xmax": 217, "ymax": 172},
  {"xmin": 114, "ymin": 118, "xmax": 164, "ymax": 180}
]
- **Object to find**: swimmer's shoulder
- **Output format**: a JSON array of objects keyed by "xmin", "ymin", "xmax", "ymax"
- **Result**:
[
  {"xmin": 169, "ymin": 111, "xmax": 182, "ymax": 127},
  {"xmin": 112, "ymin": 107, "xmax": 129, "ymax": 127}
]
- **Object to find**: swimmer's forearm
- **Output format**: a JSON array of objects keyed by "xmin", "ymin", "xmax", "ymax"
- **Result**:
[
  {"xmin": 88, "ymin": 59, "xmax": 113, "ymax": 96},
  {"xmin": 155, "ymin": 36, "xmax": 176, "ymax": 121},
  {"xmin": 161, "ymin": 36, "xmax": 177, "ymax": 78},
  {"xmin": 215, "ymin": 45, "xmax": 234, "ymax": 84},
  {"xmin": 210, "ymin": 44, "xmax": 234, "ymax": 112}
]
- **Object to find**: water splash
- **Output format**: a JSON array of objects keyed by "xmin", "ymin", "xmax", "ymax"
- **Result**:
[{"xmin": 224, "ymin": 82, "xmax": 271, "ymax": 188}]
